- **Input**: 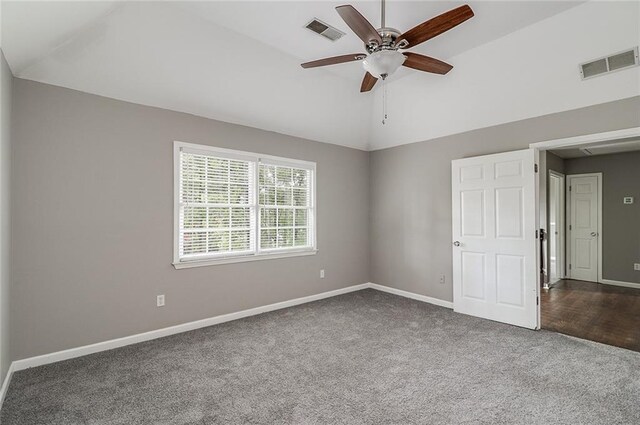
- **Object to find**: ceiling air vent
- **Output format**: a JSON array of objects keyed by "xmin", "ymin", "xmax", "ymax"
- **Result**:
[
  {"xmin": 305, "ymin": 18, "xmax": 345, "ymax": 41},
  {"xmin": 580, "ymin": 47, "xmax": 639, "ymax": 80}
]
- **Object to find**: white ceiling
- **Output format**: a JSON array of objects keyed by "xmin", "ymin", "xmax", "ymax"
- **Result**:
[
  {"xmin": 368, "ymin": 0, "xmax": 640, "ymax": 150},
  {"xmin": 2, "ymin": 1, "xmax": 634, "ymax": 151},
  {"xmin": 550, "ymin": 137, "xmax": 640, "ymax": 159},
  {"xmin": 175, "ymin": 1, "xmax": 584, "ymax": 82}
]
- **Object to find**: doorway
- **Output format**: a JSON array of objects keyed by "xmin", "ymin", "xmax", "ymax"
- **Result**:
[
  {"xmin": 449, "ymin": 127, "xmax": 640, "ymax": 334},
  {"xmin": 532, "ymin": 127, "xmax": 640, "ymax": 352}
]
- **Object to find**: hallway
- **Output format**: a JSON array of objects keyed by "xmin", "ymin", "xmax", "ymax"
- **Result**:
[{"xmin": 541, "ymin": 279, "xmax": 640, "ymax": 352}]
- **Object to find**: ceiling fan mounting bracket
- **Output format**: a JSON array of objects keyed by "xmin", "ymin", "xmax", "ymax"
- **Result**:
[{"xmin": 395, "ymin": 39, "xmax": 409, "ymax": 49}]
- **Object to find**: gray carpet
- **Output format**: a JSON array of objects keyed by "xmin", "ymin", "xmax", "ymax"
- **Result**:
[{"xmin": 2, "ymin": 289, "xmax": 639, "ymax": 424}]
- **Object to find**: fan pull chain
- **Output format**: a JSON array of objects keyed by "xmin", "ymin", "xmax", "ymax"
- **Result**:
[{"xmin": 382, "ymin": 78, "xmax": 388, "ymax": 125}]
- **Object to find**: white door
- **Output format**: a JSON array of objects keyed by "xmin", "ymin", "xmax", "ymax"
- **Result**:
[
  {"xmin": 567, "ymin": 174, "xmax": 600, "ymax": 282},
  {"xmin": 549, "ymin": 172, "xmax": 565, "ymax": 283},
  {"xmin": 452, "ymin": 149, "xmax": 538, "ymax": 329}
]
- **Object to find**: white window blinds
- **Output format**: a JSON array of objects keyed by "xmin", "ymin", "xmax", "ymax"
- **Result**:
[
  {"xmin": 179, "ymin": 152, "xmax": 255, "ymax": 259},
  {"xmin": 175, "ymin": 142, "xmax": 315, "ymax": 266},
  {"xmin": 259, "ymin": 164, "xmax": 312, "ymax": 250}
]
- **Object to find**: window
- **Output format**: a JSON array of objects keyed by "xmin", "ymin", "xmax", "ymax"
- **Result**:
[
  {"xmin": 258, "ymin": 164, "xmax": 312, "ymax": 250},
  {"xmin": 174, "ymin": 142, "xmax": 316, "ymax": 268}
]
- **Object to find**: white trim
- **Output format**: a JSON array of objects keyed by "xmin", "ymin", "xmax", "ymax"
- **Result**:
[
  {"xmin": 600, "ymin": 279, "xmax": 640, "ymax": 290},
  {"xmin": 529, "ymin": 127, "xmax": 640, "ymax": 150},
  {"xmin": 0, "ymin": 362, "xmax": 14, "ymax": 411},
  {"xmin": 566, "ymin": 173, "xmax": 603, "ymax": 283},
  {"xmin": 5, "ymin": 283, "xmax": 455, "ymax": 375},
  {"xmin": 173, "ymin": 249, "xmax": 317, "ymax": 269},
  {"xmin": 12, "ymin": 283, "xmax": 369, "ymax": 372},
  {"xmin": 534, "ymin": 148, "xmax": 541, "ymax": 330},
  {"xmin": 369, "ymin": 283, "xmax": 454, "ymax": 309}
]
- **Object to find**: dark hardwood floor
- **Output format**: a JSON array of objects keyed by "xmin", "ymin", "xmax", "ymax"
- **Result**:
[{"xmin": 541, "ymin": 279, "xmax": 640, "ymax": 352}]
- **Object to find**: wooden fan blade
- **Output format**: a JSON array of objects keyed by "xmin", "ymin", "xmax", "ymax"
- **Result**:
[
  {"xmin": 301, "ymin": 53, "xmax": 366, "ymax": 69},
  {"xmin": 336, "ymin": 5, "xmax": 382, "ymax": 45},
  {"xmin": 402, "ymin": 52, "xmax": 453, "ymax": 75},
  {"xmin": 360, "ymin": 72, "xmax": 378, "ymax": 92},
  {"xmin": 397, "ymin": 5, "xmax": 474, "ymax": 48}
]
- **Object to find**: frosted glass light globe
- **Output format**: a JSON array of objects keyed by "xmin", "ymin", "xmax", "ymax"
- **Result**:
[{"xmin": 362, "ymin": 50, "xmax": 406, "ymax": 79}]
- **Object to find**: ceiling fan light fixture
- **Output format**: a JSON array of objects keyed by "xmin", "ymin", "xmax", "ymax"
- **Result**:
[
  {"xmin": 362, "ymin": 50, "xmax": 406, "ymax": 79},
  {"xmin": 301, "ymin": 2, "xmax": 473, "ymax": 91}
]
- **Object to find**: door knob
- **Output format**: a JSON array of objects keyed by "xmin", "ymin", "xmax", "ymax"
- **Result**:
[
  {"xmin": 453, "ymin": 241, "xmax": 461, "ymax": 247},
  {"xmin": 590, "ymin": 232, "xmax": 597, "ymax": 237}
]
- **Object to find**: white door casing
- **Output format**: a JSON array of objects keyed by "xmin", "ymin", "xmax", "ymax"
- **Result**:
[
  {"xmin": 567, "ymin": 174, "xmax": 601, "ymax": 282},
  {"xmin": 452, "ymin": 149, "xmax": 538, "ymax": 329}
]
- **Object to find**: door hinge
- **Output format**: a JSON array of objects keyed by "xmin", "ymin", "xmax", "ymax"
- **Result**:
[
  {"xmin": 536, "ymin": 296, "xmax": 539, "ymax": 306},
  {"xmin": 569, "ymin": 264, "xmax": 572, "ymax": 270},
  {"xmin": 569, "ymin": 224, "xmax": 572, "ymax": 231},
  {"xmin": 534, "ymin": 164, "xmax": 538, "ymax": 173},
  {"xmin": 569, "ymin": 185, "xmax": 572, "ymax": 191},
  {"xmin": 535, "ymin": 230, "xmax": 538, "ymax": 239}
]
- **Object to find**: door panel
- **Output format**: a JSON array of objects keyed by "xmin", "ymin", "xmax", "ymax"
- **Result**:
[
  {"xmin": 461, "ymin": 190, "xmax": 485, "ymax": 236},
  {"xmin": 496, "ymin": 254, "xmax": 525, "ymax": 306},
  {"xmin": 575, "ymin": 199, "xmax": 592, "ymax": 227},
  {"xmin": 452, "ymin": 149, "xmax": 538, "ymax": 329},
  {"xmin": 461, "ymin": 165, "xmax": 484, "ymax": 181},
  {"xmin": 494, "ymin": 160, "xmax": 522, "ymax": 179},
  {"xmin": 495, "ymin": 187, "xmax": 523, "ymax": 238},
  {"xmin": 462, "ymin": 252, "xmax": 486, "ymax": 300},
  {"xmin": 568, "ymin": 175, "xmax": 599, "ymax": 282}
]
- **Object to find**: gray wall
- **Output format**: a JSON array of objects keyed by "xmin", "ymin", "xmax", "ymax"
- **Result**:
[
  {"xmin": 0, "ymin": 51, "xmax": 12, "ymax": 385},
  {"xmin": 565, "ymin": 151, "xmax": 640, "ymax": 283},
  {"xmin": 370, "ymin": 96, "xmax": 640, "ymax": 302},
  {"xmin": 546, "ymin": 152, "xmax": 566, "ymax": 175},
  {"xmin": 11, "ymin": 79, "xmax": 370, "ymax": 360},
  {"xmin": 7, "ymin": 77, "xmax": 640, "ymax": 362}
]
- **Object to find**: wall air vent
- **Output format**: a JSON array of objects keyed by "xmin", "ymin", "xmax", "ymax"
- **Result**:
[
  {"xmin": 305, "ymin": 18, "xmax": 345, "ymax": 41},
  {"xmin": 580, "ymin": 47, "xmax": 639, "ymax": 80}
]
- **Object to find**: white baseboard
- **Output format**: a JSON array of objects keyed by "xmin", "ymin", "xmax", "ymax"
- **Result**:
[
  {"xmin": 368, "ymin": 283, "xmax": 454, "ymax": 309},
  {"xmin": 0, "ymin": 362, "xmax": 14, "ymax": 410},
  {"xmin": 11, "ymin": 283, "xmax": 370, "ymax": 373},
  {"xmin": 600, "ymin": 279, "xmax": 640, "ymax": 290},
  {"xmin": 3, "ymin": 281, "xmax": 452, "ymax": 406}
]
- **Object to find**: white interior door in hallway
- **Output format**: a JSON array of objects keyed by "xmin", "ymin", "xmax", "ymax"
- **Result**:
[
  {"xmin": 452, "ymin": 149, "xmax": 539, "ymax": 329},
  {"xmin": 567, "ymin": 174, "xmax": 601, "ymax": 283}
]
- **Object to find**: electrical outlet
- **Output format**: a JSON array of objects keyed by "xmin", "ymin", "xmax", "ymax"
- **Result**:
[
  {"xmin": 634, "ymin": 263, "xmax": 640, "ymax": 271},
  {"xmin": 439, "ymin": 275, "xmax": 446, "ymax": 285},
  {"xmin": 157, "ymin": 295, "xmax": 165, "ymax": 307},
  {"xmin": 320, "ymin": 269, "xmax": 325, "ymax": 279}
]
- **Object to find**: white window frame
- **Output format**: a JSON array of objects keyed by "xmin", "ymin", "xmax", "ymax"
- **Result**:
[{"xmin": 173, "ymin": 141, "xmax": 317, "ymax": 269}]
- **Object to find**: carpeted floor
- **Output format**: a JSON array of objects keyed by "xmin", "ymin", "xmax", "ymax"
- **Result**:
[{"xmin": 2, "ymin": 289, "xmax": 639, "ymax": 424}]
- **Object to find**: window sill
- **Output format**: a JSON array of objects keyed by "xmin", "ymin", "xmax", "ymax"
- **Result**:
[{"xmin": 173, "ymin": 249, "xmax": 318, "ymax": 269}]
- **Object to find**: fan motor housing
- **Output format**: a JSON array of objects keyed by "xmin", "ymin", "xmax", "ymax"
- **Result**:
[{"xmin": 366, "ymin": 27, "xmax": 403, "ymax": 53}]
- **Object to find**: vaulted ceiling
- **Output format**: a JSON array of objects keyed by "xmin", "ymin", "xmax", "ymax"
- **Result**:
[{"xmin": 2, "ymin": 1, "xmax": 638, "ymax": 150}]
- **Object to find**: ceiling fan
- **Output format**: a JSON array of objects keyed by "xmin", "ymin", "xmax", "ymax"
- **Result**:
[{"xmin": 301, "ymin": 1, "xmax": 474, "ymax": 92}]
